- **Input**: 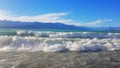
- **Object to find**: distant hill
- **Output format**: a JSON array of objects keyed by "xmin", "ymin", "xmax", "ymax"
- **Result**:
[
  {"xmin": 0, "ymin": 20, "xmax": 89, "ymax": 30},
  {"xmin": 0, "ymin": 20, "xmax": 120, "ymax": 31}
]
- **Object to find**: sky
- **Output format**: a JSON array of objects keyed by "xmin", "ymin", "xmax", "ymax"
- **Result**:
[{"xmin": 0, "ymin": 0, "xmax": 120, "ymax": 27}]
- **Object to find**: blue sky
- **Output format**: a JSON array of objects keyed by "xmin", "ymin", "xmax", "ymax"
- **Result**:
[{"xmin": 0, "ymin": 0, "xmax": 120, "ymax": 27}]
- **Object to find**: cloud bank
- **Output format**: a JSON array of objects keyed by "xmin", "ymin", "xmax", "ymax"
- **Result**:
[
  {"xmin": 0, "ymin": 10, "xmax": 112, "ymax": 26},
  {"xmin": 79, "ymin": 19, "xmax": 112, "ymax": 26},
  {"xmin": 0, "ymin": 10, "xmax": 71, "ymax": 23}
]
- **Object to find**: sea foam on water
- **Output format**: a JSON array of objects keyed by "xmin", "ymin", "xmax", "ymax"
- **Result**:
[{"xmin": 0, "ymin": 34, "xmax": 120, "ymax": 52}]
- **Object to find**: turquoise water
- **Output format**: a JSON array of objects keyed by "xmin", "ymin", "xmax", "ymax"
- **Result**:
[
  {"xmin": 0, "ymin": 28, "xmax": 120, "ymax": 36},
  {"xmin": 0, "ymin": 28, "xmax": 82, "ymax": 36},
  {"xmin": 0, "ymin": 28, "xmax": 84, "ymax": 32}
]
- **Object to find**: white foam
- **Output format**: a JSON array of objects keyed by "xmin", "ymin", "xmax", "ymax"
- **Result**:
[
  {"xmin": 0, "ymin": 36, "xmax": 120, "ymax": 52},
  {"xmin": 43, "ymin": 44, "xmax": 66, "ymax": 52}
]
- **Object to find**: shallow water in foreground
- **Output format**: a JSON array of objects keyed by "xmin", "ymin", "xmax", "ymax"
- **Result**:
[{"xmin": 0, "ymin": 51, "xmax": 120, "ymax": 68}]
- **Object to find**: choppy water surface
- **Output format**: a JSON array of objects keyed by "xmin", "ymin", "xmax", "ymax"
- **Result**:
[
  {"xmin": 0, "ymin": 51, "xmax": 120, "ymax": 68},
  {"xmin": 0, "ymin": 28, "xmax": 120, "ymax": 68},
  {"xmin": 0, "ymin": 29, "xmax": 120, "ymax": 52}
]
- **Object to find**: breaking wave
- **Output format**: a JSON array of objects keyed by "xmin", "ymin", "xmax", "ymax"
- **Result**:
[{"xmin": 0, "ymin": 36, "xmax": 120, "ymax": 52}]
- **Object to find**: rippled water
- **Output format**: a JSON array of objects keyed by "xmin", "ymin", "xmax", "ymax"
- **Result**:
[{"xmin": 0, "ymin": 51, "xmax": 120, "ymax": 68}]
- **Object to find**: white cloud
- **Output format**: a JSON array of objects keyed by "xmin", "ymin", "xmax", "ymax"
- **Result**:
[
  {"xmin": 17, "ymin": 12, "xmax": 72, "ymax": 23},
  {"xmin": 0, "ymin": 10, "xmax": 112, "ymax": 27},
  {"xmin": 0, "ymin": 10, "xmax": 16, "ymax": 21},
  {"xmin": 84, "ymin": 19, "xmax": 113, "ymax": 26},
  {"xmin": 0, "ymin": 10, "xmax": 72, "ymax": 23},
  {"xmin": 68, "ymin": 19, "xmax": 113, "ymax": 26},
  {"xmin": 0, "ymin": 10, "xmax": 11, "ymax": 20}
]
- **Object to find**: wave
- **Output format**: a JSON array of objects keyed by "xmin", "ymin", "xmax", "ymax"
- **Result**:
[
  {"xmin": 0, "ymin": 36, "xmax": 120, "ymax": 52},
  {"xmin": 16, "ymin": 31, "xmax": 120, "ymax": 38},
  {"xmin": 0, "ymin": 30, "xmax": 120, "ymax": 38}
]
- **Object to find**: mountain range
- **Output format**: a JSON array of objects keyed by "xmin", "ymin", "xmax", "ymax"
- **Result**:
[{"xmin": 0, "ymin": 20, "xmax": 120, "ymax": 31}]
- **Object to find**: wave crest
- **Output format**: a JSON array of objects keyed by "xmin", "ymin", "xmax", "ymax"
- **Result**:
[{"xmin": 0, "ymin": 36, "xmax": 120, "ymax": 52}]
